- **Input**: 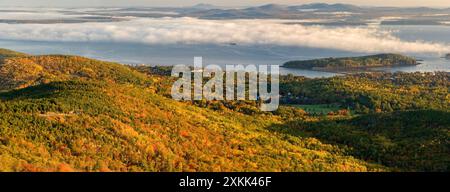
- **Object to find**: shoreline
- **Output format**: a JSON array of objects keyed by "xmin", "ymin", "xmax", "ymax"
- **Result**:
[{"xmin": 281, "ymin": 63, "xmax": 421, "ymax": 74}]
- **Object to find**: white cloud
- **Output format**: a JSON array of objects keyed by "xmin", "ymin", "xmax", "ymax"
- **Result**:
[{"xmin": 0, "ymin": 17, "xmax": 449, "ymax": 54}]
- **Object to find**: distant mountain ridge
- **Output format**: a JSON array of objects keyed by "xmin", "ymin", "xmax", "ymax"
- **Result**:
[
  {"xmin": 290, "ymin": 3, "xmax": 362, "ymax": 11},
  {"xmin": 181, "ymin": 3, "xmax": 450, "ymax": 21},
  {"xmin": 2, "ymin": 3, "xmax": 448, "ymax": 25},
  {"xmin": 190, "ymin": 3, "xmax": 221, "ymax": 10}
]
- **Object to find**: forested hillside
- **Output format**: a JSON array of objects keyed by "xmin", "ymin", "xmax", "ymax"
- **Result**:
[
  {"xmin": 0, "ymin": 49, "xmax": 383, "ymax": 172},
  {"xmin": 0, "ymin": 49, "xmax": 448, "ymax": 172},
  {"xmin": 280, "ymin": 72, "xmax": 449, "ymax": 113}
]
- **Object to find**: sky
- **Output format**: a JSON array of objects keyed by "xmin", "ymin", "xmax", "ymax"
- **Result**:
[{"xmin": 0, "ymin": 0, "xmax": 448, "ymax": 8}]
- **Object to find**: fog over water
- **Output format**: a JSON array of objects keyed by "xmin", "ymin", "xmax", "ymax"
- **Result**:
[{"xmin": 0, "ymin": 8, "xmax": 449, "ymax": 77}]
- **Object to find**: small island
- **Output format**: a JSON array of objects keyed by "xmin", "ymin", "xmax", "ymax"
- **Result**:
[
  {"xmin": 445, "ymin": 53, "xmax": 450, "ymax": 59},
  {"xmin": 282, "ymin": 54, "xmax": 418, "ymax": 71}
]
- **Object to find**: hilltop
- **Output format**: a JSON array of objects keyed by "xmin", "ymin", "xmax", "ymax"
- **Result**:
[
  {"xmin": 282, "ymin": 54, "xmax": 418, "ymax": 71},
  {"xmin": 0, "ymin": 51, "xmax": 150, "ymax": 90},
  {"xmin": 0, "ymin": 49, "xmax": 29, "ymax": 60}
]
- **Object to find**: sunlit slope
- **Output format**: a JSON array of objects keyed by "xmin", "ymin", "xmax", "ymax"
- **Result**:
[
  {"xmin": 0, "ymin": 49, "xmax": 29, "ymax": 60},
  {"xmin": 0, "ymin": 50, "xmax": 383, "ymax": 172},
  {"xmin": 0, "ymin": 53, "xmax": 150, "ymax": 90}
]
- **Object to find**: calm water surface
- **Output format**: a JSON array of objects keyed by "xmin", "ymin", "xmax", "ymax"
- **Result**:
[{"xmin": 0, "ymin": 25, "xmax": 448, "ymax": 78}]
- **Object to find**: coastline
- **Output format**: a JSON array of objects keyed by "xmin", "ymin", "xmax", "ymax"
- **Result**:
[{"xmin": 282, "ymin": 62, "xmax": 422, "ymax": 74}]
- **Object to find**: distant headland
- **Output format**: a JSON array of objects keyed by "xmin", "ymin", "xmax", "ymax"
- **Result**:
[{"xmin": 282, "ymin": 54, "xmax": 418, "ymax": 72}]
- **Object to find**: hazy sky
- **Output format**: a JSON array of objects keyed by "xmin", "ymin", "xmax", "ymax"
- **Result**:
[{"xmin": 0, "ymin": 0, "xmax": 448, "ymax": 8}]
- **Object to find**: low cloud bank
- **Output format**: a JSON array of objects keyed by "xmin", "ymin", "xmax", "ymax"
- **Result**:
[{"xmin": 0, "ymin": 17, "xmax": 448, "ymax": 54}]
